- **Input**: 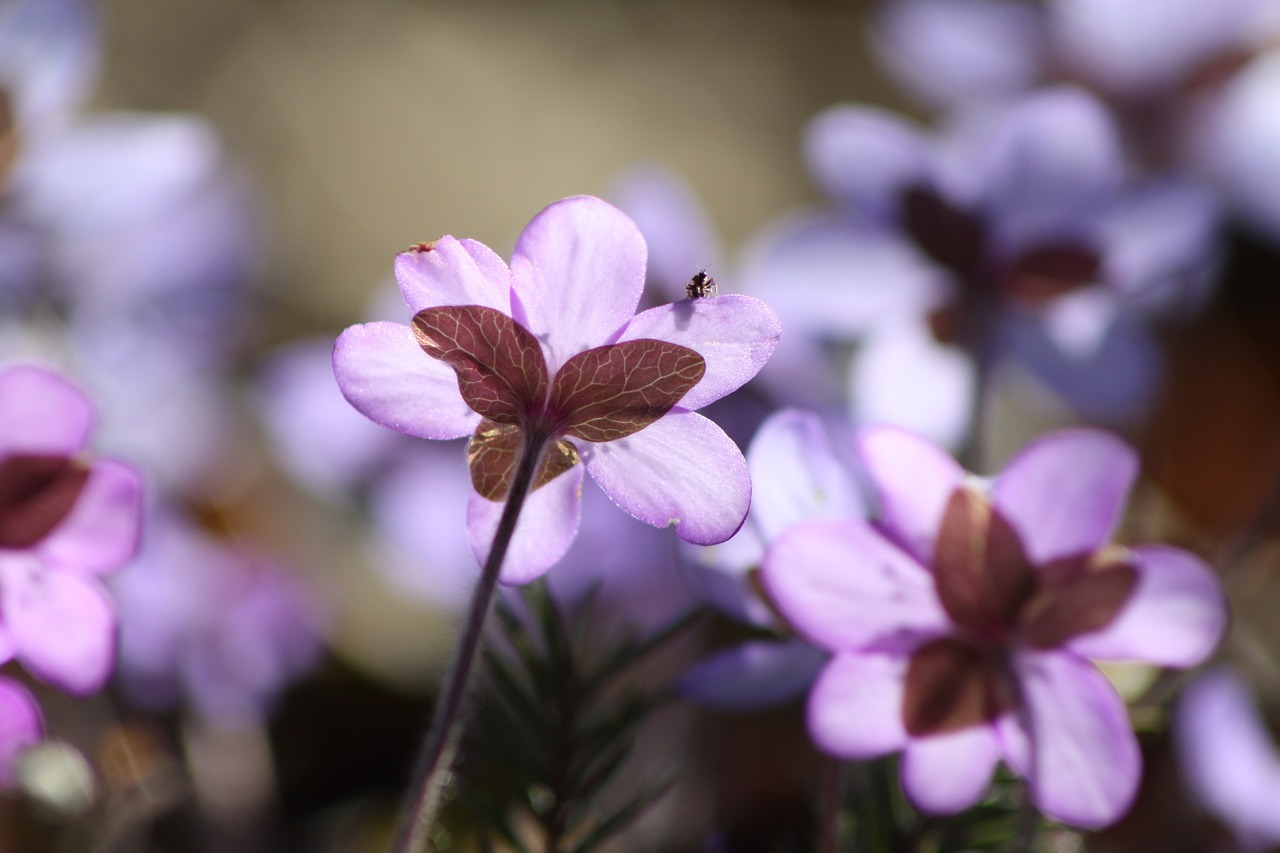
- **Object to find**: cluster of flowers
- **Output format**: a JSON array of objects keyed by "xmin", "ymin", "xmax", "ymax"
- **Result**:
[
  {"xmin": 315, "ymin": 0, "xmax": 1280, "ymax": 842},
  {"xmin": 0, "ymin": 0, "xmax": 323, "ymax": 785}
]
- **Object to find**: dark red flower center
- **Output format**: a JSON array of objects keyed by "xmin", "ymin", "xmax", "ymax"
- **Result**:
[
  {"xmin": 0, "ymin": 453, "xmax": 90, "ymax": 549},
  {"xmin": 900, "ymin": 184, "xmax": 1101, "ymax": 345},
  {"xmin": 901, "ymin": 486, "xmax": 1137, "ymax": 737},
  {"xmin": 412, "ymin": 304, "xmax": 705, "ymax": 500}
]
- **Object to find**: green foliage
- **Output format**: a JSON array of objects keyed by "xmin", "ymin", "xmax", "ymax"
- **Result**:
[{"xmin": 440, "ymin": 581, "xmax": 699, "ymax": 852}]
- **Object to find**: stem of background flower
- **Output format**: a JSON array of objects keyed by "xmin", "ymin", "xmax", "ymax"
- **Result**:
[
  {"xmin": 818, "ymin": 756, "xmax": 844, "ymax": 853},
  {"xmin": 957, "ymin": 293, "xmax": 998, "ymax": 472},
  {"xmin": 392, "ymin": 429, "xmax": 550, "ymax": 853}
]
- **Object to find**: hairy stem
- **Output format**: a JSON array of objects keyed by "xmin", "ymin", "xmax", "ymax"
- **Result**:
[{"xmin": 393, "ymin": 430, "xmax": 549, "ymax": 853}]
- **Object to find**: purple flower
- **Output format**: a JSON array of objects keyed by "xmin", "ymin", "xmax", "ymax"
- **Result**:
[
  {"xmin": 0, "ymin": 363, "xmax": 142, "ymax": 695},
  {"xmin": 1176, "ymin": 667, "xmax": 1280, "ymax": 851},
  {"xmin": 742, "ymin": 87, "xmax": 1218, "ymax": 447},
  {"xmin": 333, "ymin": 195, "xmax": 781, "ymax": 583},
  {"xmin": 112, "ymin": 510, "xmax": 324, "ymax": 727},
  {"xmin": 761, "ymin": 426, "xmax": 1227, "ymax": 827}
]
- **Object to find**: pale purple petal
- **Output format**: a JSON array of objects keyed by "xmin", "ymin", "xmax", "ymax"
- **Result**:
[
  {"xmin": 616, "ymin": 295, "xmax": 780, "ymax": 411},
  {"xmin": 608, "ymin": 164, "xmax": 724, "ymax": 302},
  {"xmin": 980, "ymin": 88, "xmax": 1123, "ymax": 233},
  {"xmin": 804, "ymin": 106, "xmax": 935, "ymax": 221},
  {"xmin": 582, "ymin": 410, "xmax": 749, "ymax": 546},
  {"xmin": 1000, "ymin": 308, "xmax": 1162, "ymax": 423},
  {"xmin": 1067, "ymin": 546, "xmax": 1226, "ymax": 666},
  {"xmin": 393, "ymin": 236, "xmax": 512, "ymax": 314},
  {"xmin": 902, "ymin": 725, "xmax": 1001, "ymax": 814},
  {"xmin": 1049, "ymin": 0, "xmax": 1268, "ymax": 96},
  {"xmin": 991, "ymin": 429, "xmax": 1137, "ymax": 564},
  {"xmin": 807, "ymin": 652, "xmax": 910, "ymax": 759},
  {"xmin": 762, "ymin": 519, "xmax": 948, "ymax": 653},
  {"xmin": 38, "ymin": 459, "xmax": 142, "ymax": 574},
  {"xmin": 0, "ymin": 0, "xmax": 98, "ymax": 129},
  {"xmin": 1176, "ymin": 668, "xmax": 1280, "ymax": 849},
  {"xmin": 15, "ymin": 115, "xmax": 221, "ymax": 232},
  {"xmin": 1013, "ymin": 649, "xmax": 1140, "ymax": 828},
  {"xmin": 369, "ymin": 444, "xmax": 477, "ymax": 608},
  {"xmin": 468, "ymin": 464, "xmax": 585, "ymax": 586},
  {"xmin": 850, "ymin": 321, "xmax": 976, "ymax": 451},
  {"xmin": 738, "ymin": 214, "xmax": 944, "ymax": 339},
  {"xmin": 257, "ymin": 339, "xmax": 401, "ymax": 497},
  {"xmin": 1209, "ymin": 52, "xmax": 1280, "ymax": 242},
  {"xmin": 854, "ymin": 425, "xmax": 966, "ymax": 566},
  {"xmin": 509, "ymin": 196, "xmax": 647, "ymax": 374},
  {"xmin": 679, "ymin": 639, "xmax": 827, "ymax": 712},
  {"xmin": 0, "ymin": 363, "xmax": 92, "ymax": 457},
  {"xmin": 0, "ymin": 678, "xmax": 40, "ymax": 787},
  {"xmin": 332, "ymin": 321, "xmax": 479, "ymax": 440},
  {"xmin": 874, "ymin": 0, "xmax": 1046, "ymax": 107},
  {"xmin": 0, "ymin": 556, "xmax": 115, "ymax": 695},
  {"xmin": 680, "ymin": 526, "xmax": 773, "ymax": 626},
  {"xmin": 747, "ymin": 409, "xmax": 866, "ymax": 540},
  {"xmin": 1099, "ymin": 180, "xmax": 1223, "ymax": 314}
]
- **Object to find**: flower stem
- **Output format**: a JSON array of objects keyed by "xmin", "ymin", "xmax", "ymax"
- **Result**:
[
  {"xmin": 818, "ymin": 756, "xmax": 844, "ymax": 853},
  {"xmin": 392, "ymin": 429, "xmax": 549, "ymax": 853}
]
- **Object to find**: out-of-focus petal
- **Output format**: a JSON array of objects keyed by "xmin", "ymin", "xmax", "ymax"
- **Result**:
[
  {"xmin": 991, "ymin": 429, "xmax": 1137, "ymax": 565},
  {"xmin": 468, "ymin": 463, "xmax": 584, "ymax": 585},
  {"xmin": 368, "ymin": 443, "xmax": 476, "ymax": 608},
  {"xmin": 616, "ymin": 295, "xmax": 780, "ymax": 411},
  {"xmin": 582, "ymin": 410, "xmax": 749, "ymax": 546},
  {"xmin": 0, "ymin": 677, "xmax": 40, "ymax": 787},
  {"xmin": 980, "ymin": 88, "xmax": 1123, "ymax": 234},
  {"xmin": 807, "ymin": 652, "xmax": 910, "ymax": 759},
  {"xmin": 679, "ymin": 639, "xmax": 828, "ymax": 712},
  {"xmin": 804, "ymin": 106, "xmax": 934, "ymax": 221},
  {"xmin": 393, "ymin": 236, "xmax": 512, "ymax": 315},
  {"xmin": 680, "ymin": 526, "xmax": 773, "ymax": 625},
  {"xmin": 738, "ymin": 214, "xmax": 943, "ymax": 339},
  {"xmin": 257, "ymin": 339, "xmax": 401, "ymax": 497},
  {"xmin": 608, "ymin": 164, "xmax": 724, "ymax": 302},
  {"xmin": 0, "ymin": 557, "xmax": 114, "ymax": 695},
  {"xmin": 1099, "ymin": 180, "xmax": 1223, "ymax": 315},
  {"xmin": 850, "ymin": 320, "xmax": 976, "ymax": 452},
  {"xmin": 747, "ymin": 408, "xmax": 866, "ymax": 540},
  {"xmin": 1176, "ymin": 668, "xmax": 1280, "ymax": 849},
  {"xmin": 38, "ymin": 458, "xmax": 141, "ymax": 574},
  {"xmin": 1001, "ymin": 307, "xmax": 1162, "ymax": 423},
  {"xmin": 1049, "ymin": 0, "xmax": 1268, "ymax": 96},
  {"xmin": 14, "ymin": 114, "xmax": 221, "ymax": 231},
  {"xmin": 0, "ymin": 363, "xmax": 93, "ymax": 457},
  {"xmin": 332, "ymin": 321, "xmax": 479, "ymax": 440},
  {"xmin": 901, "ymin": 725, "xmax": 1001, "ymax": 814},
  {"xmin": 874, "ymin": 0, "xmax": 1046, "ymax": 107},
  {"xmin": 1067, "ymin": 546, "xmax": 1226, "ymax": 666},
  {"xmin": 509, "ymin": 196, "xmax": 647, "ymax": 374},
  {"xmin": 1209, "ymin": 51, "xmax": 1280, "ymax": 243},
  {"xmin": 1013, "ymin": 649, "xmax": 1140, "ymax": 828},
  {"xmin": 762, "ymin": 518, "xmax": 948, "ymax": 653},
  {"xmin": 855, "ymin": 425, "xmax": 966, "ymax": 566},
  {"xmin": 0, "ymin": 0, "xmax": 98, "ymax": 129}
]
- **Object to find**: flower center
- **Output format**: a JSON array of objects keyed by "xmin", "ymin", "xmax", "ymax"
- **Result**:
[
  {"xmin": 901, "ymin": 485, "xmax": 1137, "ymax": 736},
  {"xmin": 0, "ymin": 453, "xmax": 89, "ymax": 549},
  {"xmin": 412, "ymin": 304, "xmax": 705, "ymax": 500}
]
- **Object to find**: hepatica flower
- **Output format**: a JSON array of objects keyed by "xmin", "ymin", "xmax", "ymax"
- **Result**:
[
  {"xmin": 0, "ymin": 364, "xmax": 142, "ymax": 696},
  {"xmin": 334, "ymin": 195, "xmax": 780, "ymax": 583},
  {"xmin": 762, "ymin": 427, "xmax": 1226, "ymax": 827}
]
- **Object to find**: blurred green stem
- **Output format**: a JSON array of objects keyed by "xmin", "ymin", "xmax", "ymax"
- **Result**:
[{"xmin": 392, "ymin": 429, "xmax": 549, "ymax": 853}]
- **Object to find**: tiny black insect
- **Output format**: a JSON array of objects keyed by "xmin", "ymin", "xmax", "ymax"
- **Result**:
[{"xmin": 685, "ymin": 269, "xmax": 718, "ymax": 299}]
